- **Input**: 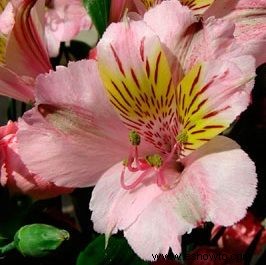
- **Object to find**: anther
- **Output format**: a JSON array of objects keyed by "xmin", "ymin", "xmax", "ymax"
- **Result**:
[
  {"xmin": 146, "ymin": 154, "xmax": 163, "ymax": 168},
  {"xmin": 129, "ymin": 130, "xmax": 141, "ymax": 146}
]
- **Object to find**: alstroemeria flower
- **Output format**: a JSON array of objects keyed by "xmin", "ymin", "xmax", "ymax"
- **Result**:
[
  {"xmin": 17, "ymin": 1, "xmax": 257, "ymax": 260},
  {"xmin": 212, "ymin": 212, "xmax": 266, "ymax": 255},
  {"xmin": 0, "ymin": 121, "xmax": 72, "ymax": 199},
  {"xmin": 45, "ymin": 0, "xmax": 92, "ymax": 57},
  {"xmin": 0, "ymin": 0, "xmax": 52, "ymax": 102}
]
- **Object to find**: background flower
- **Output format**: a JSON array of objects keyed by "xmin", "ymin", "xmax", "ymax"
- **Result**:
[{"xmin": 0, "ymin": 121, "xmax": 72, "ymax": 199}]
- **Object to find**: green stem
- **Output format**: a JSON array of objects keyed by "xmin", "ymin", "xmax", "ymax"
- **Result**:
[{"xmin": 0, "ymin": 241, "xmax": 15, "ymax": 255}]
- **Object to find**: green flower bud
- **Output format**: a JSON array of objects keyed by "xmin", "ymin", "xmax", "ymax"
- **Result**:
[{"xmin": 13, "ymin": 224, "xmax": 69, "ymax": 257}]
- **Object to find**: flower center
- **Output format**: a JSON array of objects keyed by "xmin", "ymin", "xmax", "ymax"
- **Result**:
[{"xmin": 120, "ymin": 130, "xmax": 183, "ymax": 190}]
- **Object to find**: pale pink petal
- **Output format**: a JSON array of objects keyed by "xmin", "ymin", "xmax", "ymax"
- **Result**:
[
  {"xmin": 178, "ymin": 17, "xmax": 237, "ymax": 72},
  {"xmin": 142, "ymin": 0, "xmax": 254, "ymax": 75},
  {"xmin": 143, "ymin": 0, "xmax": 196, "ymax": 55},
  {"xmin": 90, "ymin": 162, "xmax": 193, "ymax": 260},
  {"xmin": 5, "ymin": 0, "xmax": 52, "ymax": 78},
  {"xmin": 90, "ymin": 136, "xmax": 257, "ymax": 260},
  {"xmin": 0, "ymin": 2, "xmax": 15, "ymax": 34},
  {"xmin": 182, "ymin": 136, "xmax": 257, "ymax": 225},
  {"xmin": 204, "ymin": 0, "xmax": 266, "ymax": 67},
  {"xmin": 143, "ymin": 0, "xmax": 197, "ymax": 81},
  {"xmin": 0, "ymin": 66, "xmax": 34, "ymax": 102},
  {"xmin": 17, "ymin": 60, "xmax": 130, "ymax": 188}
]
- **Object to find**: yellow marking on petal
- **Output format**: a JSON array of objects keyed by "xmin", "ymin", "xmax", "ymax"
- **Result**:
[
  {"xmin": 0, "ymin": 0, "xmax": 9, "ymax": 64},
  {"xmin": 0, "ymin": 0, "xmax": 8, "ymax": 11},
  {"xmin": 99, "ymin": 36, "xmax": 176, "ymax": 151},
  {"xmin": 176, "ymin": 62, "xmax": 229, "ymax": 156},
  {"xmin": 180, "ymin": 0, "xmax": 214, "ymax": 15},
  {"xmin": 0, "ymin": 37, "xmax": 6, "ymax": 63},
  {"xmin": 141, "ymin": 0, "xmax": 160, "ymax": 9}
]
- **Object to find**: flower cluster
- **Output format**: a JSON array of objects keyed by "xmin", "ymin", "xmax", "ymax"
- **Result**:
[{"xmin": 0, "ymin": 0, "xmax": 265, "ymax": 262}]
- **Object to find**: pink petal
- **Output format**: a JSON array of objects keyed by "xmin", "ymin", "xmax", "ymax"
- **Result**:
[
  {"xmin": 143, "ymin": 0, "xmax": 196, "ymax": 54},
  {"xmin": 44, "ymin": 0, "xmax": 91, "ymax": 56},
  {"xmin": 17, "ymin": 60, "xmax": 130, "ymax": 188},
  {"xmin": 0, "ymin": 121, "xmax": 71, "ymax": 199},
  {"xmin": 0, "ymin": 66, "xmax": 34, "ymax": 102},
  {"xmin": 5, "ymin": 0, "xmax": 52, "ymax": 78},
  {"xmin": 97, "ymin": 20, "xmax": 177, "ymax": 152},
  {"xmin": 177, "ymin": 17, "xmax": 239, "ymax": 72},
  {"xmin": 183, "ymin": 136, "xmax": 257, "ymax": 226},
  {"xmin": 143, "ymin": 1, "xmax": 264, "ymax": 72},
  {"xmin": 204, "ymin": 0, "xmax": 266, "ymax": 67},
  {"xmin": 176, "ymin": 55, "xmax": 255, "ymax": 156},
  {"xmin": 90, "ymin": 136, "xmax": 257, "ymax": 260},
  {"xmin": 143, "ymin": 0, "xmax": 196, "ymax": 80},
  {"xmin": 90, "ymin": 162, "xmax": 193, "ymax": 259},
  {"xmin": 0, "ymin": 2, "xmax": 15, "ymax": 34}
]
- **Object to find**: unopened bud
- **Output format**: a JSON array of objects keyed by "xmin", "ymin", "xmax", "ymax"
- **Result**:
[{"xmin": 14, "ymin": 224, "xmax": 69, "ymax": 257}]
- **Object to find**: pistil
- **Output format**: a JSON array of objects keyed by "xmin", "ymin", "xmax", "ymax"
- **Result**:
[{"xmin": 120, "ymin": 131, "xmax": 151, "ymax": 189}]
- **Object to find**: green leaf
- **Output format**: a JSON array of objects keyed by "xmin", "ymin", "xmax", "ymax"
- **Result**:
[
  {"xmin": 76, "ymin": 235, "xmax": 148, "ymax": 265},
  {"xmin": 83, "ymin": 0, "xmax": 110, "ymax": 37}
]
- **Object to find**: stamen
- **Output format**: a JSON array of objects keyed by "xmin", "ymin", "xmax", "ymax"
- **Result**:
[
  {"xmin": 127, "ymin": 131, "xmax": 144, "ymax": 172},
  {"xmin": 156, "ymin": 143, "xmax": 179, "ymax": 190},
  {"xmin": 121, "ymin": 131, "xmax": 184, "ymax": 191},
  {"xmin": 120, "ymin": 167, "xmax": 153, "ymax": 190}
]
